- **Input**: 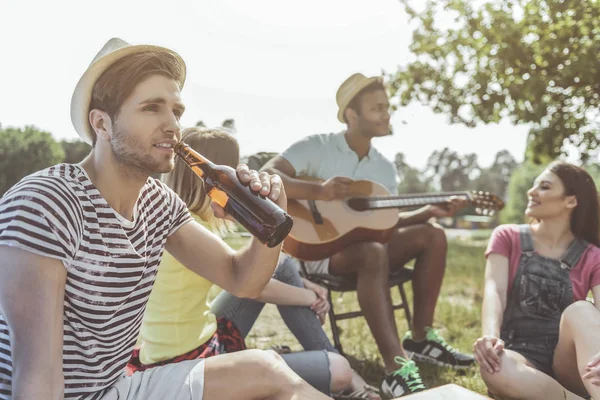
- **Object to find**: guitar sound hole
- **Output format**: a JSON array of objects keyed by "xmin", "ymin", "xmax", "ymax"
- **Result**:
[{"xmin": 347, "ymin": 197, "xmax": 369, "ymax": 211}]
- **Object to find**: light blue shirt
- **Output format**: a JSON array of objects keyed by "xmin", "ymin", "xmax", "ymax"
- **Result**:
[{"xmin": 281, "ymin": 132, "xmax": 399, "ymax": 195}]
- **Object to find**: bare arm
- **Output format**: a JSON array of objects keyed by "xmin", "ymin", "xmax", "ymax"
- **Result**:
[
  {"xmin": 396, "ymin": 207, "xmax": 434, "ymax": 227},
  {"xmin": 261, "ymin": 155, "xmax": 323, "ymax": 200},
  {"xmin": 262, "ymin": 156, "xmax": 355, "ymax": 202},
  {"xmin": 473, "ymin": 253, "xmax": 510, "ymax": 374},
  {"xmin": 397, "ymin": 197, "xmax": 469, "ymax": 228},
  {"xmin": 255, "ymin": 279, "xmax": 316, "ymax": 306},
  {"xmin": 0, "ymin": 247, "xmax": 66, "ymax": 399},
  {"xmin": 482, "ymin": 254, "xmax": 509, "ymax": 336},
  {"xmin": 593, "ymin": 285, "xmax": 600, "ymax": 312},
  {"xmin": 166, "ymin": 221, "xmax": 282, "ymax": 299}
]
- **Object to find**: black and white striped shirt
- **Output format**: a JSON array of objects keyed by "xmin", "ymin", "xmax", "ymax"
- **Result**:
[{"xmin": 0, "ymin": 164, "xmax": 192, "ymax": 399}]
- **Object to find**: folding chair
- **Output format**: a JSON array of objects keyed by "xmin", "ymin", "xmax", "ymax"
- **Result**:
[{"xmin": 299, "ymin": 261, "xmax": 413, "ymax": 355}]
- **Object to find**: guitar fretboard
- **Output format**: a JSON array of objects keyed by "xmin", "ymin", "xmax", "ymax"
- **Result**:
[{"xmin": 348, "ymin": 192, "xmax": 470, "ymax": 211}]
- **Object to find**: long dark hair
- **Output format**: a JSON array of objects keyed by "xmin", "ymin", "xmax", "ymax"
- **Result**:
[{"xmin": 548, "ymin": 161, "xmax": 599, "ymax": 246}]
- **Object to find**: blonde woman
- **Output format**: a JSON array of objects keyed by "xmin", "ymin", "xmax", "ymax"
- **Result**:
[{"xmin": 128, "ymin": 128, "xmax": 379, "ymax": 398}]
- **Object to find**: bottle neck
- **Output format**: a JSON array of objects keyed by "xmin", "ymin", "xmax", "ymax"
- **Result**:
[{"xmin": 174, "ymin": 142, "xmax": 217, "ymax": 176}]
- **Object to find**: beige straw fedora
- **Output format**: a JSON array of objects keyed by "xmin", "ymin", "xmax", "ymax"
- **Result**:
[
  {"xmin": 336, "ymin": 73, "xmax": 382, "ymax": 123},
  {"xmin": 70, "ymin": 37, "xmax": 187, "ymax": 144}
]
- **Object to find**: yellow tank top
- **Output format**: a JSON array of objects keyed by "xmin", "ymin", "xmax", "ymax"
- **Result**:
[{"xmin": 137, "ymin": 214, "xmax": 221, "ymax": 365}]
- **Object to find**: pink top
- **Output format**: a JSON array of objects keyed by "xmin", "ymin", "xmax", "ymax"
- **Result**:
[{"xmin": 485, "ymin": 224, "xmax": 600, "ymax": 300}]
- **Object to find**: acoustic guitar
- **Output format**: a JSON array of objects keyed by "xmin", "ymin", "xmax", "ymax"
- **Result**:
[{"xmin": 283, "ymin": 178, "xmax": 505, "ymax": 261}]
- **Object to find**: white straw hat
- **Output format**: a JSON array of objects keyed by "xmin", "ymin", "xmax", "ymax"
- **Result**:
[
  {"xmin": 70, "ymin": 38, "xmax": 186, "ymax": 144},
  {"xmin": 336, "ymin": 73, "xmax": 382, "ymax": 123}
]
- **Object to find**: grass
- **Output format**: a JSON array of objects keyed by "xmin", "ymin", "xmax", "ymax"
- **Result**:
[{"xmin": 224, "ymin": 233, "xmax": 490, "ymax": 395}]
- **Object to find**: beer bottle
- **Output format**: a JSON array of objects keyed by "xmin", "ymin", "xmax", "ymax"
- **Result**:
[{"xmin": 174, "ymin": 141, "xmax": 293, "ymax": 247}]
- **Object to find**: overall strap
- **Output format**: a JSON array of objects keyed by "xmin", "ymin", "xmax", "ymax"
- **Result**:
[
  {"xmin": 560, "ymin": 238, "xmax": 589, "ymax": 271},
  {"xmin": 518, "ymin": 224, "xmax": 535, "ymax": 253}
]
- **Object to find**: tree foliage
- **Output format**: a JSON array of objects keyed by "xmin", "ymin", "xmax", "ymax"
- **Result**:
[
  {"xmin": 423, "ymin": 147, "xmax": 481, "ymax": 192},
  {"xmin": 501, "ymin": 162, "xmax": 545, "ymax": 223},
  {"xmin": 395, "ymin": 153, "xmax": 433, "ymax": 193},
  {"xmin": 61, "ymin": 140, "xmax": 91, "ymax": 164},
  {"xmin": 474, "ymin": 150, "xmax": 518, "ymax": 197},
  {"xmin": 390, "ymin": 0, "xmax": 600, "ymax": 162},
  {"xmin": 0, "ymin": 126, "xmax": 65, "ymax": 196},
  {"xmin": 245, "ymin": 151, "xmax": 278, "ymax": 171},
  {"xmin": 395, "ymin": 149, "xmax": 517, "ymax": 196}
]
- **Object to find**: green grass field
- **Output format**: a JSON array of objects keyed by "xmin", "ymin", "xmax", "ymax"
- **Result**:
[{"xmin": 225, "ymin": 234, "xmax": 490, "ymax": 394}]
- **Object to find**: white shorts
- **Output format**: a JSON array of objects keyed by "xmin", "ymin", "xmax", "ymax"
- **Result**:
[
  {"xmin": 280, "ymin": 253, "xmax": 330, "ymax": 275},
  {"xmin": 100, "ymin": 359, "xmax": 205, "ymax": 400}
]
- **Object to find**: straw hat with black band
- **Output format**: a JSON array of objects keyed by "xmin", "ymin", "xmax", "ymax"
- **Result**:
[{"xmin": 70, "ymin": 37, "xmax": 187, "ymax": 145}]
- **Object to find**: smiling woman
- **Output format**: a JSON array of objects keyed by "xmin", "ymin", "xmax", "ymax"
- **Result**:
[{"xmin": 475, "ymin": 161, "xmax": 600, "ymax": 400}]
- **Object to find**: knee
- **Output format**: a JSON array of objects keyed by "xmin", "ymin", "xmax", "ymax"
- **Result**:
[
  {"xmin": 273, "ymin": 257, "xmax": 303, "ymax": 287},
  {"xmin": 326, "ymin": 353, "xmax": 352, "ymax": 393},
  {"xmin": 354, "ymin": 242, "xmax": 387, "ymax": 272},
  {"xmin": 424, "ymin": 222, "xmax": 447, "ymax": 248},
  {"xmin": 562, "ymin": 300, "xmax": 599, "ymax": 328},
  {"xmin": 253, "ymin": 349, "xmax": 289, "ymax": 374},
  {"xmin": 479, "ymin": 365, "xmax": 513, "ymax": 397},
  {"xmin": 405, "ymin": 223, "xmax": 447, "ymax": 251}
]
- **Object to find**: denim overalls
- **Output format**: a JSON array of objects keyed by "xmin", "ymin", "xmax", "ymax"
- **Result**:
[{"xmin": 500, "ymin": 225, "xmax": 588, "ymax": 376}]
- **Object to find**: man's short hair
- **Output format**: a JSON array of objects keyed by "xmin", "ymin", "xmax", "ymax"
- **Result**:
[
  {"xmin": 89, "ymin": 52, "xmax": 185, "ymax": 145},
  {"xmin": 344, "ymin": 80, "xmax": 386, "ymax": 123}
]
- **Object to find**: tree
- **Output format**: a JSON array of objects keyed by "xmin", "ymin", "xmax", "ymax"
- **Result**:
[
  {"xmin": 221, "ymin": 118, "xmax": 237, "ymax": 134},
  {"xmin": 475, "ymin": 150, "xmax": 518, "ymax": 197},
  {"xmin": 424, "ymin": 147, "xmax": 481, "ymax": 192},
  {"xmin": 586, "ymin": 163, "xmax": 600, "ymax": 189},
  {"xmin": 0, "ymin": 126, "xmax": 64, "ymax": 196},
  {"xmin": 501, "ymin": 162, "xmax": 545, "ymax": 223},
  {"xmin": 394, "ymin": 152, "xmax": 433, "ymax": 193},
  {"xmin": 390, "ymin": 0, "xmax": 600, "ymax": 162},
  {"xmin": 243, "ymin": 151, "xmax": 278, "ymax": 171},
  {"xmin": 61, "ymin": 140, "xmax": 91, "ymax": 164}
]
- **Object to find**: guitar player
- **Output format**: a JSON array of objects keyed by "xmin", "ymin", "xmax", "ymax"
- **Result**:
[{"xmin": 262, "ymin": 73, "xmax": 475, "ymax": 399}]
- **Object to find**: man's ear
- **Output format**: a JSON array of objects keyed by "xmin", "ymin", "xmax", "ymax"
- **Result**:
[
  {"xmin": 89, "ymin": 109, "xmax": 113, "ymax": 142},
  {"xmin": 344, "ymin": 107, "xmax": 358, "ymax": 125}
]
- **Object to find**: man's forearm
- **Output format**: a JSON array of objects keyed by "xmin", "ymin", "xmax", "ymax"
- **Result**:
[
  {"xmin": 396, "ymin": 206, "xmax": 434, "ymax": 228},
  {"xmin": 261, "ymin": 167, "xmax": 322, "ymax": 200},
  {"xmin": 11, "ymin": 337, "xmax": 64, "ymax": 400},
  {"xmin": 231, "ymin": 239, "xmax": 282, "ymax": 298},
  {"xmin": 12, "ymin": 371, "xmax": 63, "ymax": 400}
]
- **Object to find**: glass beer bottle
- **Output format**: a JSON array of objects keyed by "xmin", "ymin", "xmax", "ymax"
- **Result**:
[{"xmin": 174, "ymin": 141, "xmax": 293, "ymax": 247}]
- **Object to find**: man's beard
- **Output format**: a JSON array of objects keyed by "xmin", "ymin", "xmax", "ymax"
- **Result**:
[
  {"xmin": 359, "ymin": 120, "xmax": 390, "ymax": 138},
  {"xmin": 110, "ymin": 126, "xmax": 174, "ymax": 178}
]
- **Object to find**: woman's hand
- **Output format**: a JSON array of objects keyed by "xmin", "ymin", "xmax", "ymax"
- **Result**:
[
  {"xmin": 303, "ymin": 279, "xmax": 330, "ymax": 325},
  {"xmin": 582, "ymin": 351, "xmax": 600, "ymax": 386},
  {"xmin": 473, "ymin": 335, "xmax": 505, "ymax": 374}
]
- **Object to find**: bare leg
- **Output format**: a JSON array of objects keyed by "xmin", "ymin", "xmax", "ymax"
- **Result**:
[
  {"xmin": 203, "ymin": 349, "xmax": 332, "ymax": 400},
  {"xmin": 480, "ymin": 349, "xmax": 585, "ymax": 400},
  {"xmin": 327, "ymin": 353, "xmax": 353, "ymax": 393},
  {"xmin": 329, "ymin": 241, "xmax": 405, "ymax": 372},
  {"xmin": 387, "ymin": 223, "xmax": 447, "ymax": 340},
  {"xmin": 553, "ymin": 301, "xmax": 600, "ymax": 399}
]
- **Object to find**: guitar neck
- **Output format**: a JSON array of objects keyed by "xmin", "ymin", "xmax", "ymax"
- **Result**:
[{"xmin": 348, "ymin": 192, "xmax": 471, "ymax": 211}]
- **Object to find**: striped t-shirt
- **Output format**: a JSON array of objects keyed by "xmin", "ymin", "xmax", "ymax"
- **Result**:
[{"xmin": 0, "ymin": 164, "xmax": 192, "ymax": 399}]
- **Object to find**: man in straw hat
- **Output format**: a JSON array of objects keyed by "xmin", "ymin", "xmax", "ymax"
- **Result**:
[
  {"xmin": 0, "ymin": 38, "xmax": 331, "ymax": 400},
  {"xmin": 263, "ymin": 73, "xmax": 475, "ymax": 398}
]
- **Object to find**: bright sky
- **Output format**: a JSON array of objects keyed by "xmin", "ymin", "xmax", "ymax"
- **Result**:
[{"xmin": 0, "ymin": 0, "xmax": 529, "ymax": 169}]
